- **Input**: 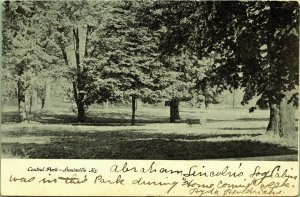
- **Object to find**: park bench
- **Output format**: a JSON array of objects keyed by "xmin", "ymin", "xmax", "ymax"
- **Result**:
[{"xmin": 187, "ymin": 118, "xmax": 206, "ymax": 126}]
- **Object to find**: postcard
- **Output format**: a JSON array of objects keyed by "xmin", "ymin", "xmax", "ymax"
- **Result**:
[{"xmin": 1, "ymin": 1, "xmax": 299, "ymax": 196}]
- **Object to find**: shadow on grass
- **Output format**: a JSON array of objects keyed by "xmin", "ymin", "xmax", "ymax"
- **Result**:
[
  {"xmin": 3, "ymin": 130, "xmax": 261, "ymax": 139},
  {"xmin": 1, "ymin": 111, "xmax": 20, "ymax": 123},
  {"xmin": 237, "ymin": 118, "xmax": 270, "ymax": 121},
  {"xmin": 1, "ymin": 111, "xmax": 187, "ymax": 125},
  {"xmin": 219, "ymin": 127, "xmax": 266, "ymax": 131},
  {"xmin": 2, "ymin": 131, "xmax": 297, "ymax": 160},
  {"xmin": 206, "ymin": 118, "xmax": 269, "ymax": 123}
]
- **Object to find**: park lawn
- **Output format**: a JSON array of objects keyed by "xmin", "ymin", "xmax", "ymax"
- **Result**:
[{"xmin": 1, "ymin": 105, "xmax": 298, "ymax": 160}]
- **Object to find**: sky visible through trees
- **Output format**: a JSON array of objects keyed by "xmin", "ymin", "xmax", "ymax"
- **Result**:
[{"xmin": 2, "ymin": 1, "xmax": 299, "ymax": 138}]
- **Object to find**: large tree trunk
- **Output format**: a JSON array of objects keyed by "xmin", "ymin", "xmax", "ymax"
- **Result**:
[
  {"xmin": 17, "ymin": 81, "xmax": 26, "ymax": 121},
  {"xmin": 267, "ymin": 103, "xmax": 280, "ymax": 135},
  {"xmin": 73, "ymin": 82, "xmax": 86, "ymax": 123},
  {"xmin": 58, "ymin": 24, "xmax": 90, "ymax": 123},
  {"xmin": 25, "ymin": 93, "xmax": 32, "ymax": 116},
  {"xmin": 41, "ymin": 98, "xmax": 45, "ymax": 109},
  {"xmin": 267, "ymin": 93, "xmax": 295, "ymax": 138},
  {"xmin": 170, "ymin": 98, "xmax": 180, "ymax": 123},
  {"xmin": 77, "ymin": 100, "xmax": 86, "ymax": 123},
  {"xmin": 29, "ymin": 95, "xmax": 33, "ymax": 114},
  {"xmin": 131, "ymin": 96, "xmax": 136, "ymax": 126},
  {"xmin": 278, "ymin": 95, "xmax": 295, "ymax": 137},
  {"xmin": 42, "ymin": 80, "xmax": 51, "ymax": 109},
  {"xmin": 70, "ymin": 25, "xmax": 89, "ymax": 122}
]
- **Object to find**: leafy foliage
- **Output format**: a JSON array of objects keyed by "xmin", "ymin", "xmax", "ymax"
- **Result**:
[
  {"xmin": 2, "ymin": 1, "xmax": 61, "ymax": 104},
  {"xmin": 187, "ymin": 2, "xmax": 299, "ymax": 107},
  {"xmin": 2, "ymin": 1, "xmax": 298, "ymax": 125},
  {"xmin": 96, "ymin": 2, "xmax": 168, "ymax": 104}
]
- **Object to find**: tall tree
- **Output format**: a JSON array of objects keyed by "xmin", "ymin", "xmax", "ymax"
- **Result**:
[
  {"xmin": 148, "ymin": 1, "xmax": 207, "ymax": 122},
  {"xmin": 151, "ymin": 1, "xmax": 298, "ymax": 132},
  {"xmin": 161, "ymin": 50, "xmax": 206, "ymax": 122},
  {"xmin": 50, "ymin": 1, "xmax": 113, "ymax": 122},
  {"xmin": 239, "ymin": 2, "xmax": 299, "ymax": 137},
  {"xmin": 99, "ymin": 1, "xmax": 168, "ymax": 125},
  {"xmin": 2, "ymin": 1, "xmax": 59, "ymax": 120},
  {"xmin": 188, "ymin": 1, "xmax": 299, "ymax": 138}
]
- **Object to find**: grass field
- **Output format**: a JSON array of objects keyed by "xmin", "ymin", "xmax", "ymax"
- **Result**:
[{"xmin": 1, "ymin": 104, "xmax": 298, "ymax": 160}]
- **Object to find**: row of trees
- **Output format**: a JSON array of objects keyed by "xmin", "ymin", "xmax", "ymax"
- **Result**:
[{"xmin": 2, "ymin": 1, "xmax": 298, "ymax": 137}]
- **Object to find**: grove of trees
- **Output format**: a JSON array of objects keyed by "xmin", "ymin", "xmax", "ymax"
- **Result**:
[{"xmin": 2, "ymin": 1, "xmax": 298, "ymax": 138}]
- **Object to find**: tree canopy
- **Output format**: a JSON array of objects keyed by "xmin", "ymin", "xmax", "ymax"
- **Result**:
[{"xmin": 2, "ymin": 1, "xmax": 298, "ymax": 135}]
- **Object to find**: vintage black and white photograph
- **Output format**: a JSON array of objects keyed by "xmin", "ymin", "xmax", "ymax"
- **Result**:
[{"xmin": 1, "ymin": 1, "xmax": 299, "ymax": 161}]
